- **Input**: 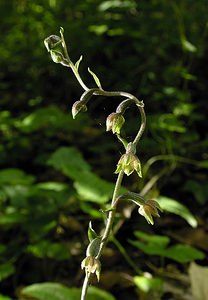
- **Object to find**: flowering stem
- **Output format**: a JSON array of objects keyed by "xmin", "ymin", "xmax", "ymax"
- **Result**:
[
  {"xmin": 45, "ymin": 29, "xmax": 147, "ymax": 300},
  {"xmin": 80, "ymin": 171, "xmax": 124, "ymax": 300}
]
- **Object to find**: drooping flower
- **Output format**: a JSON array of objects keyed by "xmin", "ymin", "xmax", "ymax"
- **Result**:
[
  {"xmin": 81, "ymin": 256, "xmax": 101, "ymax": 281},
  {"xmin": 138, "ymin": 200, "xmax": 162, "ymax": 225},
  {"xmin": 106, "ymin": 112, "xmax": 125, "ymax": 134},
  {"xmin": 115, "ymin": 152, "xmax": 142, "ymax": 177}
]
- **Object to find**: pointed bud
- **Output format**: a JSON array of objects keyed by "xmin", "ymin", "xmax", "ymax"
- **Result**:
[
  {"xmin": 71, "ymin": 101, "xmax": 87, "ymax": 119},
  {"xmin": 44, "ymin": 35, "xmax": 62, "ymax": 52},
  {"xmin": 106, "ymin": 112, "xmax": 125, "ymax": 134},
  {"xmin": 50, "ymin": 50, "xmax": 66, "ymax": 64},
  {"xmin": 138, "ymin": 200, "xmax": 162, "ymax": 225}
]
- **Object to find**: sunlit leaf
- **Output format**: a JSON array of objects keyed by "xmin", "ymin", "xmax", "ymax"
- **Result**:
[
  {"xmin": 156, "ymin": 196, "xmax": 198, "ymax": 228},
  {"xmin": 48, "ymin": 147, "xmax": 127, "ymax": 203},
  {"xmin": 0, "ymin": 168, "xmax": 34, "ymax": 185},
  {"xmin": 129, "ymin": 231, "xmax": 205, "ymax": 263},
  {"xmin": 21, "ymin": 282, "xmax": 116, "ymax": 300},
  {"xmin": 134, "ymin": 276, "xmax": 163, "ymax": 293},
  {"xmin": 164, "ymin": 244, "xmax": 204, "ymax": 263},
  {"xmin": 27, "ymin": 241, "xmax": 70, "ymax": 260},
  {"xmin": 182, "ymin": 39, "xmax": 197, "ymax": 53}
]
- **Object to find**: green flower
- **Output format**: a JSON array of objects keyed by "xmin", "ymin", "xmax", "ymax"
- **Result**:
[
  {"xmin": 106, "ymin": 112, "xmax": 125, "ymax": 134},
  {"xmin": 115, "ymin": 152, "xmax": 142, "ymax": 177},
  {"xmin": 81, "ymin": 256, "xmax": 101, "ymax": 281},
  {"xmin": 138, "ymin": 200, "xmax": 162, "ymax": 225}
]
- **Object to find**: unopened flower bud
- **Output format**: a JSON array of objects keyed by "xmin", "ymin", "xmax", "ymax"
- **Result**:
[
  {"xmin": 50, "ymin": 50, "xmax": 66, "ymax": 64},
  {"xmin": 106, "ymin": 112, "xmax": 125, "ymax": 134},
  {"xmin": 115, "ymin": 152, "xmax": 142, "ymax": 177},
  {"xmin": 71, "ymin": 101, "xmax": 87, "ymax": 119},
  {"xmin": 81, "ymin": 256, "xmax": 101, "ymax": 281},
  {"xmin": 44, "ymin": 35, "xmax": 62, "ymax": 52},
  {"xmin": 138, "ymin": 200, "xmax": 162, "ymax": 225}
]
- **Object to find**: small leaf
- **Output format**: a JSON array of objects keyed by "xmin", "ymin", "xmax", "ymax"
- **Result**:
[
  {"xmin": 88, "ymin": 221, "xmax": 98, "ymax": 242},
  {"xmin": 134, "ymin": 276, "xmax": 163, "ymax": 293},
  {"xmin": 156, "ymin": 196, "xmax": 198, "ymax": 228},
  {"xmin": 88, "ymin": 67, "xmax": 102, "ymax": 89},
  {"xmin": 75, "ymin": 55, "xmax": 83, "ymax": 70},
  {"xmin": 164, "ymin": 244, "xmax": 205, "ymax": 263},
  {"xmin": 182, "ymin": 38, "xmax": 197, "ymax": 53},
  {"xmin": 0, "ymin": 262, "xmax": 15, "ymax": 281}
]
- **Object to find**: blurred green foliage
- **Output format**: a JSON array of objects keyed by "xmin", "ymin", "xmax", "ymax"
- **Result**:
[{"xmin": 0, "ymin": 0, "xmax": 208, "ymax": 299}]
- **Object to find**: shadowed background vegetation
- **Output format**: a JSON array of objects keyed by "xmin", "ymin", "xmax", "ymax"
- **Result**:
[{"xmin": 0, "ymin": 1, "xmax": 208, "ymax": 299}]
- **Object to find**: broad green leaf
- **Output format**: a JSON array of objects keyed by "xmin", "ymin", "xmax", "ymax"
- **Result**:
[
  {"xmin": 0, "ymin": 168, "xmax": 34, "ymax": 185},
  {"xmin": 130, "ymin": 231, "xmax": 205, "ymax": 263},
  {"xmin": 35, "ymin": 182, "xmax": 69, "ymax": 192},
  {"xmin": 88, "ymin": 286, "xmax": 116, "ymax": 300},
  {"xmin": 0, "ymin": 244, "xmax": 6, "ymax": 254},
  {"xmin": 134, "ymin": 276, "xmax": 163, "ymax": 293},
  {"xmin": 0, "ymin": 211, "xmax": 26, "ymax": 225},
  {"xmin": 0, "ymin": 294, "xmax": 12, "ymax": 300},
  {"xmin": 156, "ymin": 196, "xmax": 198, "ymax": 228},
  {"xmin": 134, "ymin": 231, "xmax": 170, "ymax": 248},
  {"xmin": 48, "ymin": 147, "xmax": 126, "ymax": 203},
  {"xmin": 198, "ymin": 160, "xmax": 208, "ymax": 168},
  {"xmin": 75, "ymin": 55, "xmax": 83, "ymax": 70},
  {"xmin": 0, "ymin": 263, "xmax": 15, "ymax": 281},
  {"xmin": 21, "ymin": 283, "xmax": 79, "ymax": 300},
  {"xmin": 73, "ymin": 171, "xmax": 116, "ymax": 203},
  {"xmin": 164, "ymin": 244, "xmax": 205, "ymax": 263},
  {"xmin": 18, "ymin": 106, "xmax": 74, "ymax": 133},
  {"xmin": 27, "ymin": 241, "xmax": 70, "ymax": 260},
  {"xmin": 88, "ymin": 67, "xmax": 102, "ymax": 89},
  {"xmin": 21, "ymin": 282, "xmax": 115, "ymax": 300},
  {"xmin": 47, "ymin": 147, "xmax": 91, "ymax": 174}
]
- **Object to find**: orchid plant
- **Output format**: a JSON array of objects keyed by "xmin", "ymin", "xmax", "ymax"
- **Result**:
[{"xmin": 44, "ymin": 27, "xmax": 162, "ymax": 300}]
